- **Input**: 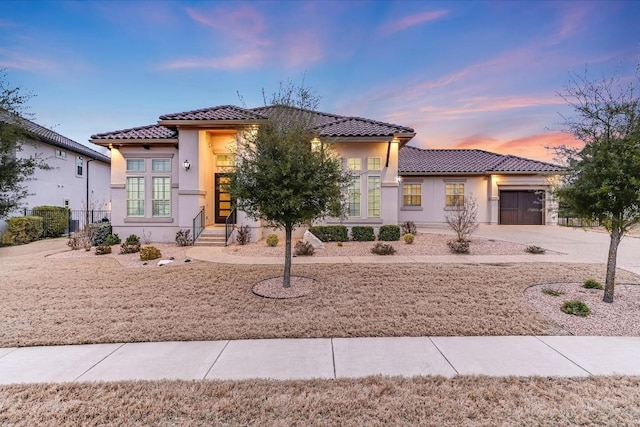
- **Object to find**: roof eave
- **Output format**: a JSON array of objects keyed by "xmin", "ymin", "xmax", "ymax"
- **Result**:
[
  {"xmin": 157, "ymin": 119, "xmax": 269, "ymax": 127},
  {"xmin": 91, "ymin": 138, "xmax": 179, "ymax": 146}
]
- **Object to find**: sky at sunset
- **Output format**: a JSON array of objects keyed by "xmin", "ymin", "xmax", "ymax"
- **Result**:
[{"xmin": 2, "ymin": 0, "xmax": 639, "ymax": 162}]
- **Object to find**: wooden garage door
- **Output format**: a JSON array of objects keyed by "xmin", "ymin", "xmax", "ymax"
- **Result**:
[{"xmin": 499, "ymin": 191, "xmax": 543, "ymax": 225}]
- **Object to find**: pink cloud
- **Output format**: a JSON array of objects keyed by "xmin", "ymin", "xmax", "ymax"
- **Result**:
[
  {"xmin": 185, "ymin": 6, "xmax": 269, "ymax": 47},
  {"xmin": 557, "ymin": 3, "xmax": 591, "ymax": 39},
  {"xmin": 446, "ymin": 132, "xmax": 581, "ymax": 162},
  {"xmin": 282, "ymin": 30, "xmax": 324, "ymax": 68},
  {"xmin": 380, "ymin": 10, "xmax": 448, "ymax": 35},
  {"xmin": 160, "ymin": 50, "xmax": 266, "ymax": 70},
  {"xmin": 0, "ymin": 49, "xmax": 59, "ymax": 72}
]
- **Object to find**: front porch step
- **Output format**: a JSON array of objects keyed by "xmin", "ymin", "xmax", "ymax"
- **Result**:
[{"xmin": 194, "ymin": 229, "xmax": 227, "ymax": 247}]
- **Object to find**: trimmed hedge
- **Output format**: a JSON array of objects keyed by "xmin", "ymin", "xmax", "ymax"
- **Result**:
[
  {"xmin": 310, "ymin": 225, "xmax": 348, "ymax": 242},
  {"xmin": 1, "ymin": 216, "xmax": 43, "ymax": 245},
  {"xmin": 32, "ymin": 205, "xmax": 68, "ymax": 237},
  {"xmin": 351, "ymin": 226, "xmax": 375, "ymax": 242},
  {"xmin": 378, "ymin": 224, "xmax": 401, "ymax": 241}
]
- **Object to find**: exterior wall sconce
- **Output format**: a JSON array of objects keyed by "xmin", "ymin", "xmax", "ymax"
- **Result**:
[{"xmin": 183, "ymin": 160, "xmax": 191, "ymax": 171}]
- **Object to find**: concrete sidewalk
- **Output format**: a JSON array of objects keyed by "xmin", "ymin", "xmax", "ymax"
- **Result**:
[{"xmin": 2, "ymin": 336, "xmax": 640, "ymax": 385}]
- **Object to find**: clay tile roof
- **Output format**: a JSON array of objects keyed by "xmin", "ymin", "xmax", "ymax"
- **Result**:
[
  {"xmin": 91, "ymin": 124, "xmax": 178, "ymax": 140},
  {"xmin": 315, "ymin": 117, "xmax": 414, "ymax": 137},
  {"xmin": 252, "ymin": 105, "xmax": 415, "ymax": 138},
  {"xmin": 399, "ymin": 146, "xmax": 564, "ymax": 174},
  {"xmin": 1, "ymin": 110, "xmax": 110, "ymax": 163},
  {"xmin": 159, "ymin": 105, "xmax": 267, "ymax": 121}
]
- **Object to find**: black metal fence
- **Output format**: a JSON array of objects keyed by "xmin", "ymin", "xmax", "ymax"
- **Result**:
[
  {"xmin": 557, "ymin": 214, "xmax": 600, "ymax": 228},
  {"xmin": 22, "ymin": 209, "xmax": 111, "ymax": 237}
]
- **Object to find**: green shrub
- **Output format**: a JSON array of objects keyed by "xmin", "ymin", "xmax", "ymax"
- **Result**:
[
  {"xmin": 95, "ymin": 243, "xmax": 112, "ymax": 255},
  {"xmin": 2, "ymin": 216, "xmax": 43, "ymax": 245},
  {"xmin": 583, "ymin": 279, "xmax": 603, "ymax": 290},
  {"xmin": 266, "ymin": 233, "xmax": 279, "ymax": 247},
  {"xmin": 404, "ymin": 233, "xmax": 415, "ymax": 244},
  {"xmin": 351, "ymin": 226, "xmax": 375, "ymax": 242},
  {"xmin": 378, "ymin": 225, "xmax": 401, "ymax": 241},
  {"xmin": 105, "ymin": 234, "xmax": 121, "ymax": 245},
  {"xmin": 371, "ymin": 242, "xmax": 396, "ymax": 255},
  {"xmin": 401, "ymin": 221, "xmax": 417, "ymax": 236},
  {"xmin": 140, "ymin": 246, "xmax": 162, "ymax": 261},
  {"xmin": 175, "ymin": 229, "xmax": 192, "ymax": 246},
  {"xmin": 120, "ymin": 234, "xmax": 141, "ymax": 254},
  {"xmin": 447, "ymin": 240, "xmax": 469, "ymax": 254},
  {"xmin": 294, "ymin": 240, "xmax": 314, "ymax": 256},
  {"xmin": 542, "ymin": 288, "xmax": 564, "ymax": 297},
  {"xmin": 561, "ymin": 300, "xmax": 590, "ymax": 316},
  {"xmin": 87, "ymin": 222, "xmax": 113, "ymax": 246},
  {"xmin": 310, "ymin": 225, "xmax": 348, "ymax": 242},
  {"xmin": 526, "ymin": 245, "xmax": 546, "ymax": 254},
  {"xmin": 32, "ymin": 206, "xmax": 69, "ymax": 237},
  {"xmin": 236, "ymin": 225, "xmax": 251, "ymax": 245}
]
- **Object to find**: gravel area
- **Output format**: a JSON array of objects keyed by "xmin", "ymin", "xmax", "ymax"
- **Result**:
[
  {"xmin": 47, "ymin": 243, "xmax": 194, "ymax": 268},
  {"xmin": 524, "ymin": 283, "xmax": 640, "ymax": 335},
  {"xmin": 224, "ymin": 233, "xmax": 538, "ymax": 257}
]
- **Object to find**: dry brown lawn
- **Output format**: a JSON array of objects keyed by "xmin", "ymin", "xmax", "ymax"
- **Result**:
[
  {"xmin": 2, "ymin": 376, "xmax": 640, "ymax": 426},
  {"xmin": 1, "ymin": 238, "xmax": 638, "ymax": 347}
]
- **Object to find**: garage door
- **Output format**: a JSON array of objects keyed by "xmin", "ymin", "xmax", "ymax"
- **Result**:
[{"xmin": 499, "ymin": 191, "xmax": 543, "ymax": 225}]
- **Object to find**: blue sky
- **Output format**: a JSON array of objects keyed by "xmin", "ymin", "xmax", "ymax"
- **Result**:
[{"xmin": 2, "ymin": 0, "xmax": 639, "ymax": 161}]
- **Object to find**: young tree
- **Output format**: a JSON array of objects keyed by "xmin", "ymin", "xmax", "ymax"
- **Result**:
[
  {"xmin": 230, "ymin": 82, "xmax": 351, "ymax": 288},
  {"xmin": 555, "ymin": 67, "xmax": 640, "ymax": 303},
  {"xmin": 0, "ymin": 69, "xmax": 48, "ymax": 218},
  {"xmin": 445, "ymin": 195, "xmax": 479, "ymax": 243}
]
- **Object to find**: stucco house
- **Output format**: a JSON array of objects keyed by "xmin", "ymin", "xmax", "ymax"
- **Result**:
[
  {"xmin": 91, "ymin": 104, "xmax": 562, "ymax": 244},
  {"xmin": 0, "ymin": 111, "xmax": 111, "ymax": 215}
]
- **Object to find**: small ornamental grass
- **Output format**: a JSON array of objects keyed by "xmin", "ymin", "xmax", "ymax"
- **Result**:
[
  {"xmin": 583, "ymin": 279, "xmax": 603, "ymax": 290},
  {"xmin": 371, "ymin": 242, "xmax": 396, "ymax": 255},
  {"xmin": 447, "ymin": 240, "xmax": 470, "ymax": 254},
  {"xmin": 120, "ymin": 234, "xmax": 141, "ymax": 254},
  {"xmin": 294, "ymin": 240, "xmax": 314, "ymax": 256},
  {"xmin": 561, "ymin": 300, "xmax": 590, "ymax": 317},
  {"xmin": 140, "ymin": 246, "xmax": 162, "ymax": 261},
  {"xmin": 401, "ymin": 220, "xmax": 417, "ymax": 236},
  {"xmin": 266, "ymin": 234, "xmax": 279, "ymax": 247},
  {"xmin": 526, "ymin": 245, "xmax": 546, "ymax": 254},
  {"xmin": 104, "ymin": 234, "xmax": 121, "ymax": 245},
  {"xmin": 235, "ymin": 225, "xmax": 251, "ymax": 245},
  {"xmin": 404, "ymin": 233, "xmax": 415, "ymax": 244},
  {"xmin": 175, "ymin": 229, "xmax": 192, "ymax": 247},
  {"xmin": 542, "ymin": 288, "xmax": 564, "ymax": 297}
]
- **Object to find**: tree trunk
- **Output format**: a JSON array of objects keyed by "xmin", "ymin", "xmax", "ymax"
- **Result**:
[
  {"xmin": 283, "ymin": 225, "xmax": 292, "ymax": 289},
  {"xmin": 603, "ymin": 228, "xmax": 622, "ymax": 303}
]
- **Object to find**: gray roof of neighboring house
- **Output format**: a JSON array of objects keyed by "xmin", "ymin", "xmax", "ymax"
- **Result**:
[
  {"xmin": 0, "ymin": 110, "xmax": 110, "ymax": 163},
  {"xmin": 399, "ymin": 146, "xmax": 564, "ymax": 174},
  {"xmin": 91, "ymin": 105, "xmax": 415, "ymax": 142}
]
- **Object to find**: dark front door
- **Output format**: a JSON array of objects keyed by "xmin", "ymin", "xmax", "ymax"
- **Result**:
[
  {"xmin": 214, "ymin": 174, "xmax": 233, "ymax": 223},
  {"xmin": 499, "ymin": 190, "xmax": 543, "ymax": 225}
]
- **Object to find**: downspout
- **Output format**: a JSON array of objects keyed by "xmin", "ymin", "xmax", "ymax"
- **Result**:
[{"xmin": 86, "ymin": 158, "xmax": 95, "ymax": 223}]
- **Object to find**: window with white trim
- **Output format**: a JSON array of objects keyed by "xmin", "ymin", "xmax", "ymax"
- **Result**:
[
  {"xmin": 348, "ymin": 175, "xmax": 361, "ymax": 217},
  {"xmin": 445, "ymin": 182, "xmax": 465, "ymax": 207},
  {"xmin": 55, "ymin": 149, "xmax": 66, "ymax": 159},
  {"xmin": 367, "ymin": 157, "xmax": 381, "ymax": 171},
  {"xmin": 76, "ymin": 156, "xmax": 83, "ymax": 176},
  {"xmin": 152, "ymin": 177, "xmax": 171, "ymax": 217},
  {"xmin": 367, "ymin": 176, "xmax": 381, "ymax": 217},
  {"xmin": 126, "ymin": 176, "xmax": 145, "ymax": 216},
  {"xmin": 126, "ymin": 159, "xmax": 145, "ymax": 172},
  {"xmin": 403, "ymin": 183, "xmax": 422, "ymax": 207},
  {"xmin": 152, "ymin": 159, "xmax": 171, "ymax": 172},
  {"xmin": 347, "ymin": 158, "xmax": 362, "ymax": 171}
]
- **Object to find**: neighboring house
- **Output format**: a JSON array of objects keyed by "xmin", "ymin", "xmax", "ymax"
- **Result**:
[
  {"xmin": 398, "ymin": 146, "xmax": 565, "ymax": 226},
  {"xmin": 0, "ymin": 112, "xmax": 111, "ymax": 213},
  {"xmin": 90, "ymin": 104, "xmax": 563, "ymax": 244}
]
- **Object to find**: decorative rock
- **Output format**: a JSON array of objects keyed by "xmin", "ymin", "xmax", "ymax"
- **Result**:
[
  {"xmin": 303, "ymin": 230, "xmax": 324, "ymax": 249},
  {"xmin": 157, "ymin": 259, "xmax": 173, "ymax": 266},
  {"xmin": 184, "ymin": 259, "xmax": 191, "ymax": 263}
]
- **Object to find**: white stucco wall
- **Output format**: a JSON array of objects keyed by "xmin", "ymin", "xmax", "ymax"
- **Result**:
[{"xmin": 17, "ymin": 139, "xmax": 110, "ymax": 211}]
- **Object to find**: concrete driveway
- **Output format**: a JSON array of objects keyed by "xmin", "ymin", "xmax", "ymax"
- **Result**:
[{"xmin": 437, "ymin": 225, "xmax": 640, "ymax": 276}]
